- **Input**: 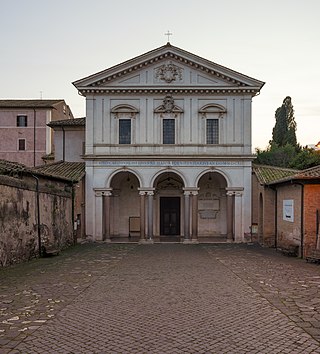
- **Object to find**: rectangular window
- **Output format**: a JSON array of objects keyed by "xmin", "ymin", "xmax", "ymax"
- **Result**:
[
  {"xmin": 17, "ymin": 115, "xmax": 28, "ymax": 127},
  {"xmin": 119, "ymin": 119, "xmax": 131, "ymax": 144},
  {"xmin": 18, "ymin": 139, "xmax": 26, "ymax": 151},
  {"xmin": 163, "ymin": 119, "xmax": 175, "ymax": 144},
  {"xmin": 206, "ymin": 119, "xmax": 219, "ymax": 144}
]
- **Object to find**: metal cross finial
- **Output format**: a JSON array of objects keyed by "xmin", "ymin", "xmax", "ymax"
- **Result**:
[{"xmin": 165, "ymin": 30, "xmax": 173, "ymax": 43}]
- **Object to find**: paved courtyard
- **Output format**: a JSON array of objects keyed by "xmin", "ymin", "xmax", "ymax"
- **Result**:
[{"xmin": 0, "ymin": 243, "xmax": 320, "ymax": 353}]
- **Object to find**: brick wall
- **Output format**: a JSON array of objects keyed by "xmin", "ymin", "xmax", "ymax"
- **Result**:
[
  {"xmin": 0, "ymin": 175, "xmax": 73, "ymax": 266},
  {"xmin": 276, "ymin": 184, "xmax": 302, "ymax": 253},
  {"xmin": 303, "ymin": 184, "xmax": 320, "ymax": 258},
  {"xmin": 251, "ymin": 174, "xmax": 276, "ymax": 246}
]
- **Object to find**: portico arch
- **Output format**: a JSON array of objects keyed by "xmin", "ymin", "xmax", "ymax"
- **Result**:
[
  {"xmin": 108, "ymin": 171, "xmax": 141, "ymax": 239},
  {"xmin": 197, "ymin": 171, "xmax": 228, "ymax": 241},
  {"xmin": 152, "ymin": 171, "xmax": 185, "ymax": 240}
]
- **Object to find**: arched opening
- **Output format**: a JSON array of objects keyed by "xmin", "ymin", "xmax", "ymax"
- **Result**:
[
  {"xmin": 197, "ymin": 171, "xmax": 228, "ymax": 241},
  {"xmin": 153, "ymin": 172, "xmax": 184, "ymax": 240},
  {"xmin": 109, "ymin": 171, "xmax": 140, "ymax": 239}
]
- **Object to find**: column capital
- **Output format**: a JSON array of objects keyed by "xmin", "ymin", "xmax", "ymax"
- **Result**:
[
  {"xmin": 226, "ymin": 187, "xmax": 243, "ymax": 197},
  {"xmin": 94, "ymin": 188, "xmax": 113, "ymax": 197},
  {"xmin": 183, "ymin": 187, "xmax": 199, "ymax": 196}
]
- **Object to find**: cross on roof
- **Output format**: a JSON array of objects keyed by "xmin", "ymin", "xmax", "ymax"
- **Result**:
[{"xmin": 165, "ymin": 30, "xmax": 173, "ymax": 43}]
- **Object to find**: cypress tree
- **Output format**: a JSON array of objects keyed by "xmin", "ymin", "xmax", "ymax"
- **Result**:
[{"xmin": 271, "ymin": 96, "xmax": 297, "ymax": 147}]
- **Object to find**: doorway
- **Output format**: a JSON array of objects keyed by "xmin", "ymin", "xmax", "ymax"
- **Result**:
[{"xmin": 160, "ymin": 197, "xmax": 180, "ymax": 236}]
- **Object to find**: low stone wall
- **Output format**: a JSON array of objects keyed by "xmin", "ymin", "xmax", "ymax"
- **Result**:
[{"xmin": 0, "ymin": 175, "xmax": 73, "ymax": 266}]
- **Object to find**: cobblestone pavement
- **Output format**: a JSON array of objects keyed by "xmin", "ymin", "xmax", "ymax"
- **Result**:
[{"xmin": 0, "ymin": 243, "xmax": 320, "ymax": 353}]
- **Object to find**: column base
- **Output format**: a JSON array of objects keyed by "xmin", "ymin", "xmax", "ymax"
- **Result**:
[
  {"xmin": 103, "ymin": 238, "xmax": 112, "ymax": 243},
  {"xmin": 183, "ymin": 238, "xmax": 199, "ymax": 244},
  {"xmin": 139, "ymin": 239, "xmax": 154, "ymax": 244}
]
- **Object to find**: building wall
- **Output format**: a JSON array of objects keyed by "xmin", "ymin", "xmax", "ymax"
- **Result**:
[
  {"xmin": 0, "ymin": 175, "xmax": 73, "ymax": 266},
  {"xmin": 0, "ymin": 109, "xmax": 48, "ymax": 166},
  {"xmin": 53, "ymin": 128, "xmax": 85, "ymax": 162},
  {"xmin": 276, "ymin": 184, "xmax": 302, "ymax": 253},
  {"xmin": 251, "ymin": 174, "xmax": 276, "ymax": 246},
  {"xmin": 0, "ymin": 101, "xmax": 74, "ymax": 167},
  {"xmin": 86, "ymin": 94, "xmax": 253, "ymax": 157},
  {"xmin": 303, "ymin": 184, "xmax": 320, "ymax": 258}
]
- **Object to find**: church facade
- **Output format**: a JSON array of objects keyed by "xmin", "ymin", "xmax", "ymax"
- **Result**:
[{"xmin": 73, "ymin": 43, "xmax": 264, "ymax": 243}]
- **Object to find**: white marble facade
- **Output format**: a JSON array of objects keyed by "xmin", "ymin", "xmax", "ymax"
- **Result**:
[{"xmin": 73, "ymin": 43, "xmax": 264, "ymax": 242}]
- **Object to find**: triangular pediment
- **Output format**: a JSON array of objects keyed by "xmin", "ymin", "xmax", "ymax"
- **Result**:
[{"xmin": 73, "ymin": 43, "xmax": 264, "ymax": 94}]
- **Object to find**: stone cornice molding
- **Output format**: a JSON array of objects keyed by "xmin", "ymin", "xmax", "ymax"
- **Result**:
[{"xmin": 79, "ymin": 87, "xmax": 260, "ymax": 95}]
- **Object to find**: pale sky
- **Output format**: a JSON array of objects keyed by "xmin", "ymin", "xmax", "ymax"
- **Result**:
[{"xmin": 1, "ymin": 0, "xmax": 319, "ymax": 150}]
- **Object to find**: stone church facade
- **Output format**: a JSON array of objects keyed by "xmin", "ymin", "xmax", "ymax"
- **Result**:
[{"xmin": 73, "ymin": 43, "xmax": 264, "ymax": 242}]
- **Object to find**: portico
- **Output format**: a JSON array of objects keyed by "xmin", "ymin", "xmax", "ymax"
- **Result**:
[{"xmin": 89, "ymin": 161, "xmax": 248, "ymax": 243}]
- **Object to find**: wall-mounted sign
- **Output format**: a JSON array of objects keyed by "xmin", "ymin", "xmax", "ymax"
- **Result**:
[{"xmin": 283, "ymin": 200, "xmax": 294, "ymax": 222}]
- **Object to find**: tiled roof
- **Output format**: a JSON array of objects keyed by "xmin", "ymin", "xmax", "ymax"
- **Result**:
[
  {"xmin": 0, "ymin": 159, "xmax": 30, "ymax": 176},
  {"xmin": 295, "ymin": 165, "xmax": 320, "ymax": 179},
  {"xmin": 255, "ymin": 164, "xmax": 320, "ymax": 185},
  {"xmin": 47, "ymin": 117, "xmax": 85, "ymax": 127},
  {"xmin": 252, "ymin": 164, "xmax": 298, "ymax": 184},
  {"xmin": 33, "ymin": 161, "xmax": 85, "ymax": 182},
  {"xmin": 0, "ymin": 100, "xmax": 65, "ymax": 109}
]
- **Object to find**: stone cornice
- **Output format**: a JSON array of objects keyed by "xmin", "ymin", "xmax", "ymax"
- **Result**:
[
  {"xmin": 82, "ymin": 155, "xmax": 255, "ymax": 161},
  {"xmin": 79, "ymin": 87, "xmax": 260, "ymax": 95}
]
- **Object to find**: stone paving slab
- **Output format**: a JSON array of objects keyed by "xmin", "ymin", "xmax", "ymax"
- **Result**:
[{"xmin": 0, "ymin": 243, "xmax": 320, "ymax": 353}]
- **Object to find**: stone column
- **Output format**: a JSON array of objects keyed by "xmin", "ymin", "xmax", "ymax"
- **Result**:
[
  {"xmin": 139, "ymin": 191, "xmax": 146, "ymax": 241},
  {"xmin": 103, "ymin": 190, "xmax": 112, "ymax": 242},
  {"xmin": 147, "ymin": 191, "xmax": 154, "ymax": 241},
  {"xmin": 226, "ymin": 192, "xmax": 234, "ymax": 242},
  {"xmin": 191, "ymin": 191, "xmax": 199, "ymax": 242},
  {"xmin": 94, "ymin": 191, "xmax": 103, "ymax": 241},
  {"xmin": 184, "ymin": 191, "xmax": 191, "ymax": 241},
  {"xmin": 234, "ymin": 191, "xmax": 243, "ymax": 242}
]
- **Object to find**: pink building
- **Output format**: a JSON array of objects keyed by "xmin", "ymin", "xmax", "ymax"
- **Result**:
[{"xmin": 0, "ymin": 100, "xmax": 74, "ymax": 166}]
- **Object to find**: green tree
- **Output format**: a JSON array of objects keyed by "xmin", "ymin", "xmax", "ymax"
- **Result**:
[
  {"xmin": 289, "ymin": 148, "xmax": 320, "ymax": 169},
  {"xmin": 255, "ymin": 144, "xmax": 297, "ymax": 168},
  {"xmin": 271, "ymin": 96, "xmax": 298, "ymax": 148}
]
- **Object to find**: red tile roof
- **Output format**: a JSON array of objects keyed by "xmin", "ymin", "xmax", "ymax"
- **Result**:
[{"xmin": 0, "ymin": 100, "xmax": 65, "ymax": 109}]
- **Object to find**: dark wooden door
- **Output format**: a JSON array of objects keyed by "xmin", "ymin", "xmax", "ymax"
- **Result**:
[{"xmin": 160, "ymin": 197, "xmax": 180, "ymax": 235}]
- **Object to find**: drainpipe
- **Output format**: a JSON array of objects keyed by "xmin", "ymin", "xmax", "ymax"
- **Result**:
[
  {"xmin": 33, "ymin": 109, "xmax": 36, "ymax": 167},
  {"xmin": 274, "ymin": 188, "xmax": 278, "ymax": 249},
  {"xmin": 30, "ymin": 173, "xmax": 42, "ymax": 257},
  {"xmin": 62, "ymin": 126, "xmax": 65, "ymax": 162},
  {"xmin": 71, "ymin": 181, "xmax": 76, "ymax": 245}
]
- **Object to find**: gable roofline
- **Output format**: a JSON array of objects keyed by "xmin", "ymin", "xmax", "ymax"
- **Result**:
[{"xmin": 73, "ymin": 43, "xmax": 265, "ymax": 91}]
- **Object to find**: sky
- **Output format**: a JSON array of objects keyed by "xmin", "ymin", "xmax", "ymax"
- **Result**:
[{"xmin": 1, "ymin": 0, "xmax": 319, "ymax": 150}]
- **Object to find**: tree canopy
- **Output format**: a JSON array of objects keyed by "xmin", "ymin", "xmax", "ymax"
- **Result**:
[{"xmin": 254, "ymin": 96, "xmax": 320, "ymax": 169}]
